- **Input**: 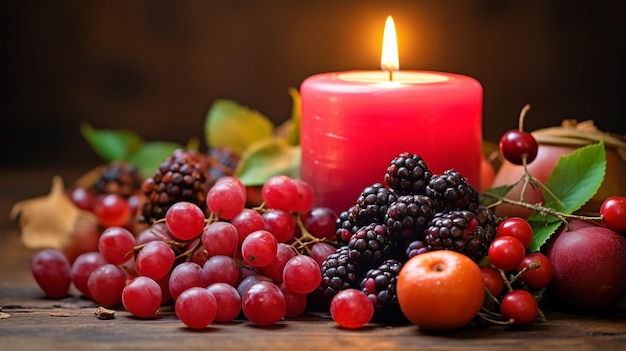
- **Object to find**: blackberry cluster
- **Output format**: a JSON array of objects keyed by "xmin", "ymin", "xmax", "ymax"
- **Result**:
[
  {"xmin": 140, "ymin": 149, "xmax": 209, "ymax": 223},
  {"xmin": 319, "ymin": 246, "xmax": 362, "ymax": 301},
  {"xmin": 335, "ymin": 184, "xmax": 398, "ymax": 246},
  {"xmin": 347, "ymin": 223, "xmax": 394, "ymax": 267},
  {"xmin": 384, "ymin": 194, "xmax": 435, "ymax": 242},
  {"xmin": 360, "ymin": 259, "xmax": 404, "ymax": 323},
  {"xmin": 384, "ymin": 152, "xmax": 432, "ymax": 195},
  {"xmin": 351, "ymin": 183, "xmax": 399, "ymax": 226},
  {"xmin": 322, "ymin": 151, "xmax": 500, "ymax": 321},
  {"xmin": 93, "ymin": 161, "xmax": 142, "ymax": 198},
  {"xmin": 425, "ymin": 169, "xmax": 480, "ymax": 211}
]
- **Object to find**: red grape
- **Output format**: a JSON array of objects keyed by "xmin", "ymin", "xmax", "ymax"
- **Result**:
[
  {"xmin": 165, "ymin": 201, "xmax": 206, "ymax": 241},
  {"xmin": 293, "ymin": 179, "xmax": 315, "ymax": 214},
  {"xmin": 67, "ymin": 186, "xmax": 96, "ymax": 211},
  {"xmin": 242, "ymin": 281, "xmax": 286, "ymax": 326},
  {"xmin": 87, "ymin": 263, "xmax": 127, "ymax": 307},
  {"xmin": 309, "ymin": 242, "xmax": 337, "ymax": 267},
  {"xmin": 261, "ymin": 175, "xmax": 298, "ymax": 212},
  {"xmin": 122, "ymin": 276, "xmax": 162, "ymax": 318},
  {"xmin": 231, "ymin": 208, "xmax": 265, "ymax": 243},
  {"xmin": 206, "ymin": 283, "xmax": 242, "ymax": 322},
  {"xmin": 31, "ymin": 249, "xmax": 72, "ymax": 299},
  {"xmin": 241, "ymin": 230, "xmax": 278, "ymax": 267},
  {"xmin": 169, "ymin": 262, "xmax": 207, "ymax": 300},
  {"xmin": 301, "ymin": 207, "xmax": 338, "ymax": 240},
  {"xmin": 202, "ymin": 255, "xmax": 240, "ymax": 286},
  {"xmin": 282, "ymin": 255, "xmax": 321, "ymax": 294},
  {"xmin": 175, "ymin": 287, "xmax": 217, "ymax": 329},
  {"xmin": 135, "ymin": 240, "xmax": 175, "ymax": 281},
  {"xmin": 202, "ymin": 221, "xmax": 239, "ymax": 256},
  {"xmin": 94, "ymin": 194, "xmax": 131, "ymax": 227},
  {"xmin": 206, "ymin": 178, "xmax": 246, "ymax": 220},
  {"xmin": 70, "ymin": 251, "xmax": 107, "ymax": 299},
  {"xmin": 260, "ymin": 243, "xmax": 296, "ymax": 283},
  {"xmin": 236, "ymin": 274, "xmax": 273, "ymax": 297},
  {"xmin": 262, "ymin": 209, "xmax": 296, "ymax": 243},
  {"xmin": 279, "ymin": 282, "xmax": 307, "ymax": 318},
  {"xmin": 330, "ymin": 288, "xmax": 373, "ymax": 329},
  {"xmin": 98, "ymin": 226, "xmax": 136, "ymax": 265}
]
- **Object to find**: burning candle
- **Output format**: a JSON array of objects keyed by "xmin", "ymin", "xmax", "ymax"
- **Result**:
[{"xmin": 300, "ymin": 16, "xmax": 483, "ymax": 214}]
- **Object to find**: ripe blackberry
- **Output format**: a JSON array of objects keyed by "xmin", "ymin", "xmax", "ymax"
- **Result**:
[
  {"xmin": 360, "ymin": 259, "xmax": 405, "ymax": 323},
  {"xmin": 425, "ymin": 209, "xmax": 494, "ymax": 262},
  {"xmin": 384, "ymin": 194, "xmax": 435, "ymax": 242},
  {"xmin": 348, "ymin": 223, "xmax": 394, "ymax": 268},
  {"xmin": 336, "ymin": 206, "xmax": 359, "ymax": 245},
  {"xmin": 405, "ymin": 240, "xmax": 429, "ymax": 260},
  {"xmin": 93, "ymin": 161, "xmax": 142, "ymax": 198},
  {"xmin": 425, "ymin": 169, "xmax": 479, "ymax": 212},
  {"xmin": 139, "ymin": 149, "xmax": 209, "ymax": 223},
  {"xmin": 384, "ymin": 152, "xmax": 432, "ymax": 195},
  {"xmin": 351, "ymin": 183, "xmax": 399, "ymax": 226},
  {"xmin": 320, "ymin": 246, "xmax": 363, "ymax": 301}
]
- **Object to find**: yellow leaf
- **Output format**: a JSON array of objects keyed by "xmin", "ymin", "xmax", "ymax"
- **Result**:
[{"xmin": 10, "ymin": 176, "xmax": 96, "ymax": 250}]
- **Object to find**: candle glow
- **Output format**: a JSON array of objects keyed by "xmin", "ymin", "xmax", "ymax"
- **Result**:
[{"xmin": 381, "ymin": 16, "xmax": 399, "ymax": 76}]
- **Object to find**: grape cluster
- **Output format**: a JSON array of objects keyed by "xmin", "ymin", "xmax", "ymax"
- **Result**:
[
  {"xmin": 321, "ymin": 151, "xmax": 500, "ymax": 322},
  {"xmin": 31, "ymin": 173, "xmax": 341, "ymax": 330}
]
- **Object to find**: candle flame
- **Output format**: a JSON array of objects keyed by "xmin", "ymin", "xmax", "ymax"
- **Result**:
[{"xmin": 381, "ymin": 16, "xmax": 399, "ymax": 77}]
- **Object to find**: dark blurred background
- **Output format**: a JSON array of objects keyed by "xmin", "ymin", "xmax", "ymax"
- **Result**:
[{"xmin": 1, "ymin": 0, "xmax": 625, "ymax": 169}]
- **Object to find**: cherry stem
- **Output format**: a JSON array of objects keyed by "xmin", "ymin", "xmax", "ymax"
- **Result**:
[{"xmin": 518, "ymin": 104, "xmax": 531, "ymax": 131}]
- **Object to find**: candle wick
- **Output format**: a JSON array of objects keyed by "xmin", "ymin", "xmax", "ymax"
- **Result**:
[{"xmin": 388, "ymin": 69, "xmax": 393, "ymax": 82}]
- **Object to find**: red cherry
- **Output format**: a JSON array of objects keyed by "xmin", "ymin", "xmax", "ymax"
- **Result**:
[
  {"xmin": 600, "ymin": 196, "xmax": 626, "ymax": 232},
  {"xmin": 499, "ymin": 129, "xmax": 539, "ymax": 165}
]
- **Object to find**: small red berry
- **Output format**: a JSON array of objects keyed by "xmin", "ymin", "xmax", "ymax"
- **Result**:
[
  {"xmin": 496, "ymin": 217, "xmax": 533, "ymax": 248},
  {"xmin": 500, "ymin": 289, "xmax": 538, "ymax": 325},
  {"xmin": 600, "ymin": 196, "xmax": 626, "ymax": 232},
  {"xmin": 499, "ymin": 129, "xmax": 539, "ymax": 166}
]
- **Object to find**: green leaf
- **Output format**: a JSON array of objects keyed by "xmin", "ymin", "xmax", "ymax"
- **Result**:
[
  {"xmin": 127, "ymin": 141, "xmax": 183, "ymax": 178},
  {"xmin": 480, "ymin": 184, "xmax": 515, "ymax": 207},
  {"xmin": 527, "ymin": 140, "xmax": 606, "ymax": 251},
  {"xmin": 81, "ymin": 123, "xmax": 143, "ymax": 162},
  {"xmin": 205, "ymin": 99, "xmax": 274, "ymax": 155},
  {"xmin": 234, "ymin": 139, "xmax": 301, "ymax": 186}
]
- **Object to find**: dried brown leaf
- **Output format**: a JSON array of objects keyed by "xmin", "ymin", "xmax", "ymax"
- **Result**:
[
  {"xmin": 94, "ymin": 306, "xmax": 115, "ymax": 320},
  {"xmin": 0, "ymin": 312, "xmax": 10, "ymax": 319},
  {"xmin": 10, "ymin": 176, "xmax": 96, "ymax": 250}
]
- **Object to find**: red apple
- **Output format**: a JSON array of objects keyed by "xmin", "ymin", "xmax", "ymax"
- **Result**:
[{"xmin": 545, "ymin": 223, "xmax": 626, "ymax": 312}]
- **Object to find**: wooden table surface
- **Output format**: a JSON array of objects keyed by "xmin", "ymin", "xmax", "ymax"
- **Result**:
[{"xmin": 1, "ymin": 166, "xmax": 625, "ymax": 351}]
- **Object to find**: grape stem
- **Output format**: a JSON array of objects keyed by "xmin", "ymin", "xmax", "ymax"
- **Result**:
[{"xmin": 291, "ymin": 214, "xmax": 328, "ymax": 255}]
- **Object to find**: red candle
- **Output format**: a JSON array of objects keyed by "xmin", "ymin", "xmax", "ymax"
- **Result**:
[{"xmin": 300, "ymin": 17, "xmax": 483, "ymax": 214}]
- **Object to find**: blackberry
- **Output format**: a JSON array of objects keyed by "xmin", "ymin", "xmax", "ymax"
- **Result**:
[
  {"xmin": 384, "ymin": 194, "xmax": 435, "ymax": 242},
  {"xmin": 425, "ymin": 169, "xmax": 479, "ymax": 212},
  {"xmin": 320, "ymin": 246, "xmax": 362, "ymax": 302},
  {"xmin": 335, "ymin": 206, "xmax": 359, "ymax": 245},
  {"xmin": 348, "ymin": 223, "xmax": 394, "ymax": 268},
  {"xmin": 405, "ymin": 240, "xmax": 429, "ymax": 260},
  {"xmin": 351, "ymin": 183, "xmax": 399, "ymax": 226},
  {"xmin": 360, "ymin": 259, "xmax": 405, "ymax": 323},
  {"xmin": 424, "ymin": 209, "xmax": 496, "ymax": 262},
  {"xmin": 384, "ymin": 152, "xmax": 432, "ymax": 195},
  {"xmin": 93, "ymin": 161, "xmax": 142, "ymax": 198},
  {"xmin": 139, "ymin": 149, "xmax": 209, "ymax": 223}
]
